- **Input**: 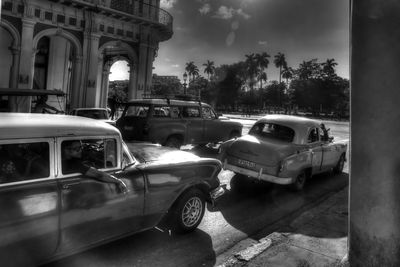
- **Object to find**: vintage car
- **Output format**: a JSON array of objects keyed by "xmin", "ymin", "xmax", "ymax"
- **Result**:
[
  {"xmin": 0, "ymin": 113, "xmax": 224, "ymax": 267},
  {"xmin": 116, "ymin": 98, "xmax": 243, "ymax": 148},
  {"xmin": 70, "ymin": 107, "xmax": 116, "ymax": 126},
  {"xmin": 219, "ymin": 115, "xmax": 347, "ymax": 191}
]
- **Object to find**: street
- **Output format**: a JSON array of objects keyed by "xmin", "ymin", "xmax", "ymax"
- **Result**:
[{"xmin": 45, "ymin": 118, "xmax": 349, "ymax": 267}]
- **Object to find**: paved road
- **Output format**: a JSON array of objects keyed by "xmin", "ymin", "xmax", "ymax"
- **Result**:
[{"xmin": 45, "ymin": 118, "xmax": 349, "ymax": 267}]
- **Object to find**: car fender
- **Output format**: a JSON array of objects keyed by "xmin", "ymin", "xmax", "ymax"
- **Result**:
[{"xmin": 279, "ymin": 149, "xmax": 313, "ymax": 179}]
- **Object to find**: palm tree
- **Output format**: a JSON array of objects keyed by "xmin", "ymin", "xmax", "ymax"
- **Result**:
[
  {"xmin": 245, "ymin": 53, "xmax": 258, "ymax": 90},
  {"xmin": 185, "ymin": 61, "xmax": 199, "ymax": 81},
  {"xmin": 282, "ymin": 66, "xmax": 294, "ymax": 84},
  {"xmin": 203, "ymin": 60, "xmax": 215, "ymax": 80},
  {"xmin": 321, "ymin": 58, "xmax": 338, "ymax": 77},
  {"xmin": 274, "ymin": 52, "xmax": 287, "ymax": 83},
  {"xmin": 255, "ymin": 52, "xmax": 270, "ymax": 72},
  {"xmin": 257, "ymin": 72, "xmax": 267, "ymax": 89}
]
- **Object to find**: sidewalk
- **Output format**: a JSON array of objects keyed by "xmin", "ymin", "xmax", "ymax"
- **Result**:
[{"xmin": 216, "ymin": 187, "xmax": 349, "ymax": 267}]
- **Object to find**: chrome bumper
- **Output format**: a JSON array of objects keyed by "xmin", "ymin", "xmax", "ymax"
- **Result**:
[
  {"xmin": 209, "ymin": 186, "xmax": 225, "ymax": 206},
  {"xmin": 223, "ymin": 160, "xmax": 293, "ymax": 185}
]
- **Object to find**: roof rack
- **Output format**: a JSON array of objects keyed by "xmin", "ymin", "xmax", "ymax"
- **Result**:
[{"xmin": 141, "ymin": 93, "xmax": 200, "ymax": 101}]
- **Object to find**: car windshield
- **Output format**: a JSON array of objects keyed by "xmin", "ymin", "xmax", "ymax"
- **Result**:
[
  {"xmin": 249, "ymin": 122, "xmax": 295, "ymax": 142},
  {"xmin": 77, "ymin": 110, "xmax": 108, "ymax": 120},
  {"xmin": 124, "ymin": 105, "xmax": 150, "ymax": 117}
]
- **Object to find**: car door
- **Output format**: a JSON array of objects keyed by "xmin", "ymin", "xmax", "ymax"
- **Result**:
[
  {"xmin": 57, "ymin": 137, "xmax": 145, "ymax": 253},
  {"xmin": 182, "ymin": 106, "xmax": 204, "ymax": 144},
  {"xmin": 307, "ymin": 128, "xmax": 324, "ymax": 174},
  {"xmin": 0, "ymin": 139, "xmax": 59, "ymax": 266},
  {"xmin": 202, "ymin": 106, "xmax": 226, "ymax": 142},
  {"xmin": 319, "ymin": 126, "xmax": 340, "ymax": 170}
]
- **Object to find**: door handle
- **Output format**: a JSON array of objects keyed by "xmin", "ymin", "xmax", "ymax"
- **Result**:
[{"xmin": 62, "ymin": 181, "xmax": 81, "ymax": 189}]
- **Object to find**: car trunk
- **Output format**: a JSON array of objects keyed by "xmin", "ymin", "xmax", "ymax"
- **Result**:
[{"xmin": 226, "ymin": 135, "xmax": 298, "ymax": 167}]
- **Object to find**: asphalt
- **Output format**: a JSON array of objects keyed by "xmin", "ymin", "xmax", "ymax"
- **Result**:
[{"xmin": 215, "ymin": 187, "xmax": 349, "ymax": 267}]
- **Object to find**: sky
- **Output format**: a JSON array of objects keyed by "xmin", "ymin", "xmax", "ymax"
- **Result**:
[{"xmin": 110, "ymin": 0, "xmax": 349, "ymax": 82}]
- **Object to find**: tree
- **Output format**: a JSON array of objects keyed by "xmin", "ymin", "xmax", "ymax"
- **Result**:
[
  {"xmin": 203, "ymin": 60, "xmax": 215, "ymax": 80},
  {"xmin": 274, "ymin": 52, "xmax": 287, "ymax": 83},
  {"xmin": 185, "ymin": 61, "xmax": 199, "ymax": 81},
  {"xmin": 296, "ymin": 59, "xmax": 321, "ymax": 80},
  {"xmin": 257, "ymin": 72, "xmax": 267, "ymax": 89},
  {"xmin": 255, "ymin": 52, "xmax": 270, "ymax": 88},
  {"xmin": 244, "ymin": 53, "xmax": 258, "ymax": 91},
  {"xmin": 282, "ymin": 66, "xmax": 294, "ymax": 84},
  {"xmin": 321, "ymin": 58, "xmax": 338, "ymax": 78}
]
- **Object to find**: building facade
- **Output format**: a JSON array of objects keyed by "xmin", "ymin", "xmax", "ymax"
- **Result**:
[{"xmin": 0, "ymin": 0, "xmax": 172, "ymax": 112}]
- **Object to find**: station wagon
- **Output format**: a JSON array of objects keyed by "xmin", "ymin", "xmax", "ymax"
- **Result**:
[{"xmin": 0, "ymin": 113, "xmax": 224, "ymax": 266}]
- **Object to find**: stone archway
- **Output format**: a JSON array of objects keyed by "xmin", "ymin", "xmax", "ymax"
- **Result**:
[
  {"xmin": 0, "ymin": 19, "xmax": 21, "ymax": 89},
  {"xmin": 32, "ymin": 28, "xmax": 83, "ymax": 111},
  {"xmin": 97, "ymin": 41, "xmax": 138, "ymax": 108}
]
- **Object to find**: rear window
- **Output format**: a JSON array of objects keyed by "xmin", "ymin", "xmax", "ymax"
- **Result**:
[
  {"xmin": 125, "ymin": 105, "xmax": 150, "ymax": 117},
  {"xmin": 249, "ymin": 122, "xmax": 295, "ymax": 142},
  {"xmin": 0, "ymin": 142, "xmax": 50, "ymax": 184}
]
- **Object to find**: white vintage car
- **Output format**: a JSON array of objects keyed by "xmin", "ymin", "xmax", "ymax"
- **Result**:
[{"xmin": 219, "ymin": 115, "xmax": 347, "ymax": 191}]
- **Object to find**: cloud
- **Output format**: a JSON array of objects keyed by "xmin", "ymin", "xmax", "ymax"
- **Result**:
[
  {"xmin": 171, "ymin": 64, "xmax": 180, "ymax": 68},
  {"xmin": 258, "ymin": 41, "xmax": 268, "ymax": 46},
  {"xmin": 160, "ymin": 0, "xmax": 177, "ymax": 9},
  {"xmin": 214, "ymin": 6, "xmax": 235, "ymax": 19},
  {"xmin": 237, "ymin": 9, "xmax": 251, "ymax": 19},
  {"xmin": 199, "ymin": 3, "xmax": 211, "ymax": 15},
  {"xmin": 213, "ymin": 6, "xmax": 251, "ymax": 20}
]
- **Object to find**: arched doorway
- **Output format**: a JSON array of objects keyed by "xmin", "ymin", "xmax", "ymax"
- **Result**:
[{"xmin": 33, "ymin": 29, "xmax": 83, "ymax": 113}]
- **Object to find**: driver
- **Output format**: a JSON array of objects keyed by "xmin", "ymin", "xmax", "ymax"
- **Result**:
[{"xmin": 62, "ymin": 140, "xmax": 127, "ymax": 193}]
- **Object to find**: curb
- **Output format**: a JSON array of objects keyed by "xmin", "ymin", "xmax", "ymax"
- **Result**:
[{"xmin": 216, "ymin": 186, "xmax": 348, "ymax": 267}]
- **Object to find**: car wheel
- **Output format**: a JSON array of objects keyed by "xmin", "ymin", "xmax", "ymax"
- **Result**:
[
  {"xmin": 333, "ymin": 154, "xmax": 345, "ymax": 174},
  {"xmin": 169, "ymin": 188, "xmax": 205, "ymax": 234},
  {"xmin": 291, "ymin": 171, "xmax": 307, "ymax": 191},
  {"xmin": 165, "ymin": 136, "xmax": 182, "ymax": 149}
]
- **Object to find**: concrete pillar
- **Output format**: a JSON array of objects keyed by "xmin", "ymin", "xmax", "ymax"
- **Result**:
[
  {"xmin": 70, "ymin": 55, "xmax": 83, "ymax": 110},
  {"xmin": 12, "ymin": 18, "xmax": 36, "ymax": 112},
  {"xmin": 127, "ymin": 62, "xmax": 137, "ymax": 100},
  {"xmin": 82, "ymin": 32, "xmax": 100, "ymax": 107},
  {"xmin": 9, "ymin": 46, "xmax": 20, "ymax": 88},
  {"xmin": 349, "ymin": 0, "xmax": 400, "ymax": 266},
  {"xmin": 137, "ymin": 42, "xmax": 148, "ymax": 98}
]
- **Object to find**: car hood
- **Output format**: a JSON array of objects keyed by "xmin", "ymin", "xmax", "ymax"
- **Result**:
[
  {"xmin": 225, "ymin": 134, "xmax": 299, "ymax": 166},
  {"xmin": 125, "ymin": 142, "xmax": 199, "ymax": 164}
]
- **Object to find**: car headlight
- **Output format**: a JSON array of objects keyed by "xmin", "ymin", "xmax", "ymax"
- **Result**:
[{"xmin": 279, "ymin": 158, "xmax": 295, "ymax": 172}]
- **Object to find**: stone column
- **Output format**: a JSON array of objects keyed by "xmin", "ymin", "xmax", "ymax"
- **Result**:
[
  {"xmin": 127, "ymin": 61, "xmax": 137, "ymax": 100},
  {"xmin": 349, "ymin": 0, "xmax": 400, "ymax": 266},
  {"xmin": 136, "ymin": 41, "xmax": 148, "ymax": 98},
  {"xmin": 82, "ymin": 32, "xmax": 100, "ymax": 107},
  {"xmin": 12, "ymin": 18, "xmax": 36, "ymax": 112},
  {"xmin": 100, "ymin": 61, "xmax": 111, "ymax": 108},
  {"xmin": 9, "ymin": 46, "xmax": 20, "ymax": 89},
  {"xmin": 70, "ymin": 55, "xmax": 83, "ymax": 109}
]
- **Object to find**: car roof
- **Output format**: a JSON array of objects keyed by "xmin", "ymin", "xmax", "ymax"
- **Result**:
[
  {"xmin": 0, "ymin": 113, "xmax": 120, "ymax": 139},
  {"xmin": 256, "ymin": 115, "xmax": 322, "ymax": 144},
  {"xmin": 257, "ymin": 115, "xmax": 321, "ymax": 128},
  {"xmin": 72, "ymin": 108, "xmax": 108, "ymax": 111},
  {"xmin": 126, "ymin": 98, "xmax": 211, "ymax": 107}
]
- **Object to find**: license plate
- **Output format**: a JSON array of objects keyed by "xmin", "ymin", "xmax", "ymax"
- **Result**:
[{"xmin": 237, "ymin": 159, "xmax": 256, "ymax": 169}]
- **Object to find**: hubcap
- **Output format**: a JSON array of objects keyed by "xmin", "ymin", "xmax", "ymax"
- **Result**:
[{"xmin": 182, "ymin": 197, "xmax": 202, "ymax": 227}]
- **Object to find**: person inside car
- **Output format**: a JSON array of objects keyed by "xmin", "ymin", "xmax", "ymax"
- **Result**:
[
  {"xmin": 62, "ymin": 140, "xmax": 128, "ymax": 194},
  {"xmin": 34, "ymin": 95, "xmax": 62, "ymax": 114}
]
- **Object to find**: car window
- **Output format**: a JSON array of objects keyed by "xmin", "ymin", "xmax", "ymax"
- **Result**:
[
  {"xmin": 125, "ymin": 105, "xmax": 150, "ymax": 117},
  {"xmin": 182, "ymin": 106, "xmax": 200, "ymax": 118},
  {"xmin": 153, "ymin": 106, "xmax": 170, "ymax": 117},
  {"xmin": 170, "ymin": 106, "xmax": 180, "ymax": 118},
  {"xmin": 61, "ymin": 138, "xmax": 117, "ymax": 175},
  {"xmin": 249, "ymin": 122, "xmax": 295, "ymax": 142},
  {"xmin": 0, "ymin": 142, "xmax": 50, "ymax": 184},
  {"xmin": 202, "ymin": 107, "xmax": 217, "ymax": 119},
  {"xmin": 308, "ymin": 128, "xmax": 320, "ymax": 143}
]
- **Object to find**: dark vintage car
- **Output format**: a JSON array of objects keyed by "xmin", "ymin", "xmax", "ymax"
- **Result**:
[
  {"xmin": 0, "ymin": 113, "xmax": 224, "ymax": 267},
  {"xmin": 219, "ymin": 115, "xmax": 347, "ymax": 191},
  {"xmin": 116, "ymin": 98, "xmax": 243, "ymax": 148}
]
